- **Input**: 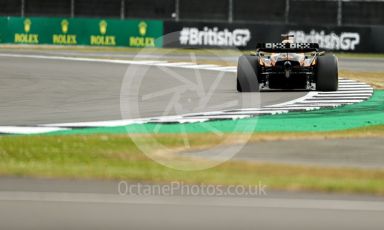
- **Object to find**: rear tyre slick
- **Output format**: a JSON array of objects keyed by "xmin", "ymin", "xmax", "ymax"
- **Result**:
[
  {"xmin": 316, "ymin": 54, "xmax": 338, "ymax": 91},
  {"xmin": 237, "ymin": 55, "xmax": 260, "ymax": 92}
]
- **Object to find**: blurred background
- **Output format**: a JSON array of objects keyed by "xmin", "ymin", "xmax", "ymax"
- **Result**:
[
  {"xmin": 0, "ymin": 0, "xmax": 383, "ymax": 26},
  {"xmin": 1, "ymin": 0, "xmax": 383, "ymax": 52}
]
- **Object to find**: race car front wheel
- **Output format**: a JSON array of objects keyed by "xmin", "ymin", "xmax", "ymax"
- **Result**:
[
  {"xmin": 237, "ymin": 55, "xmax": 260, "ymax": 92},
  {"xmin": 316, "ymin": 54, "xmax": 338, "ymax": 91}
]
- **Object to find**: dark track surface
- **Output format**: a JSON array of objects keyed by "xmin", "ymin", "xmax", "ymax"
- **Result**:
[
  {"xmin": 0, "ymin": 178, "xmax": 383, "ymax": 230},
  {"xmin": 1, "ymin": 48, "xmax": 383, "ymax": 72},
  {"xmin": 234, "ymin": 138, "xmax": 384, "ymax": 169},
  {"xmin": 0, "ymin": 55, "xmax": 305, "ymax": 126}
]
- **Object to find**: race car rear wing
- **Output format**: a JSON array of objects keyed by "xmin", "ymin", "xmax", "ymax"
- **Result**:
[{"xmin": 256, "ymin": 43, "xmax": 319, "ymax": 52}]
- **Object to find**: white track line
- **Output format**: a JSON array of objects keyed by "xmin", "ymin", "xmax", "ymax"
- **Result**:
[{"xmin": 0, "ymin": 126, "xmax": 68, "ymax": 134}]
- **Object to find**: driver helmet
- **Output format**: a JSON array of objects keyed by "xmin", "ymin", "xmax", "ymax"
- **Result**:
[{"xmin": 281, "ymin": 34, "xmax": 294, "ymax": 44}]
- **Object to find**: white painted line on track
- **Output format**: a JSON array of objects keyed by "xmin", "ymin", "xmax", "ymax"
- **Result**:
[
  {"xmin": 41, "ymin": 119, "xmax": 150, "ymax": 128},
  {"xmin": 151, "ymin": 62, "xmax": 195, "ymax": 67},
  {"xmin": 339, "ymin": 86, "xmax": 372, "ymax": 89},
  {"xmin": 297, "ymin": 101, "xmax": 362, "ymax": 104},
  {"xmin": 181, "ymin": 64, "xmax": 220, "ymax": 69},
  {"xmin": 207, "ymin": 66, "xmax": 237, "ymax": 71},
  {"xmin": 0, "ymin": 126, "xmax": 69, "ymax": 134}
]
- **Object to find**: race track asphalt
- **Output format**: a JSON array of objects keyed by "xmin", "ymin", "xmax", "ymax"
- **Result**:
[
  {"xmin": 0, "ymin": 50, "xmax": 383, "ymax": 166},
  {"xmin": 0, "ymin": 49, "xmax": 383, "ymax": 229},
  {"xmin": 0, "ymin": 178, "xmax": 383, "ymax": 230},
  {"xmin": 231, "ymin": 138, "xmax": 384, "ymax": 169},
  {"xmin": 1, "ymin": 48, "xmax": 383, "ymax": 72},
  {"xmin": 0, "ymin": 54, "xmax": 306, "ymax": 126}
]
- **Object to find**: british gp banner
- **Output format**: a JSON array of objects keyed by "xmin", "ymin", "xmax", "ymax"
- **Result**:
[
  {"xmin": 164, "ymin": 21, "xmax": 255, "ymax": 49},
  {"xmin": 164, "ymin": 21, "xmax": 383, "ymax": 52}
]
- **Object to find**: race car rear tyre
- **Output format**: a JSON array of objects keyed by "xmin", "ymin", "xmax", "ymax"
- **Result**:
[
  {"xmin": 316, "ymin": 54, "xmax": 338, "ymax": 91},
  {"xmin": 237, "ymin": 55, "xmax": 260, "ymax": 92}
]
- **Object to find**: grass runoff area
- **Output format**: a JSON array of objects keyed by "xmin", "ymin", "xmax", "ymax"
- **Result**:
[
  {"xmin": 1, "ymin": 90, "xmax": 384, "ymax": 195},
  {"xmin": 1, "ymin": 130, "xmax": 384, "ymax": 195},
  {"xmin": 1, "ymin": 45, "xmax": 384, "ymax": 195}
]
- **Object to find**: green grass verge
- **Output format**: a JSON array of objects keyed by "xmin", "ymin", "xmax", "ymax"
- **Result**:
[{"xmin": 1, "ymin": 133, "xmax": 384, "ymax": 195}]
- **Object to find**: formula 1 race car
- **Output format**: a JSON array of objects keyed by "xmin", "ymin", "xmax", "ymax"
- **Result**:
[{"xmin": 237, "ymin": 34, "xmax": 338, "ymax": 92}]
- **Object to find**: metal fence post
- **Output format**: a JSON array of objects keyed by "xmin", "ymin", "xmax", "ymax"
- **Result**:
[
  {"xmin": 337, "ymin": 0, "xmax": 342, "ymax": 26},
  {"xmin": 121, "ymin": 0, "xmax": 125, "ymax": 19},
  {"xmin": 228, "ymin": 0, "xmax": 233, "ymax": 23},
  {"xmin": 21, "ymin": 0, "xmax": 25, "ymax": 17},
  {"xmin": 285, "ymin": 0, "xmax": 290, "ymax": 24},
  {"xmin": 70, "ymin": 0, "xmax": 75, "ymax": 18},
  {"xmin": 175, "ymin": 0, "xmax": 180, "ymax": 21}
]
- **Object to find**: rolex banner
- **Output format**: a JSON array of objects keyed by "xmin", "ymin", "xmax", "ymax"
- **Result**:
[{"xmin": 0, "ymin": 17, "xmax": 163, "ymax": 48}]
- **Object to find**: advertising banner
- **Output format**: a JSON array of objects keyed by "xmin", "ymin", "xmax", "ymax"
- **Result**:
[
  {"xmin": 286, "ymin": 26, "xmax": 371, "ymax": 53},
  {"xmin": 0, "ymin": 17, "xmax": 163, "ymax": 48},
  {"xmin": 163, "ymin": 21, "xmax": 257, "ymax": 49},
  {"xmin": 0, "ymin": 17, "xmax": 383, "ymax": 53},
  {"xmin": 164, "ymin": 21, "xmax": 384, "ymax": 53}
]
